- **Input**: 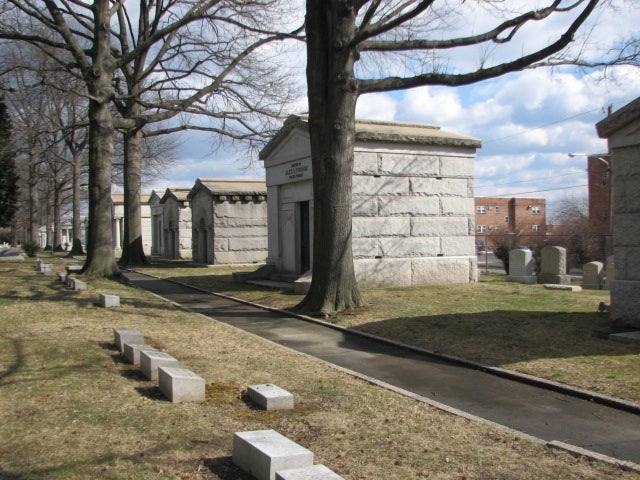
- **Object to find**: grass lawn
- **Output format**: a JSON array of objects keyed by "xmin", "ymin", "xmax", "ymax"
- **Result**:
[
  {"xmin": 135, "ymin": 262, "xmax": 640, "ymax": 405},
  {"xmin": 1, "ymin": 257, "xmax": 639, "ymax": 479}
]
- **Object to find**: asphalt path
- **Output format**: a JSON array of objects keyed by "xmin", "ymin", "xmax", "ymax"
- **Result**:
[{"xmin": 122, "ymin": 271, "xmax": 640, "ymax": 466}]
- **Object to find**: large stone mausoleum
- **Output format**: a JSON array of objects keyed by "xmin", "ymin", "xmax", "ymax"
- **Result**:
[
  {"xmin": 259, "ymin": 115, "xmax": 481, "ymax": 288},
  {"xmin": 188, "ymin": 178, "xmax": 268, "ymax": 265},
  {"xmin": 597, "ymin": 96, "xmax": 640, "ymax": 328}
]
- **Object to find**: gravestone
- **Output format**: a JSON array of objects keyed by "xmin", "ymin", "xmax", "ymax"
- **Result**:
[
  {"xmin": 123, "ymin": 343, "xmax": 157, "ymax": 365},
  {"xmin": 506, "ymin": 248, "xmax": 536, "ymax": 284},
  {"xmin": 537, "ymin": 246, "xmax": 570, "ymax": 285},
  {"xmin": 99, "ymin": 293, "xmax": 120, "ymax": 307},
  {"xmin": 247, "ymin": 384, "xmax": 294, "ymax": 411},
  {"xmin": 233, "ymin": 430, "xmax": 314, "ymax": 480},
  {"xmin": 0, "ymin": 248, "xmax": 24, "ymax": 262},
  {"xmin": 140, "ymin": 350, "xmax": 179, "ymax": 381},
  {"xmin": 158, "ymin": 367, "xmax": 205, "ymax": 403},
  {"xmin": 276, "ymin": 465, "xmax": 345, "ymax": 480},
  {"xmin": 582, "ymin": 261, "xmax": 604, "ymax": 290},
  {"xmin": 113, "ymin": 328, "xmax": 144, "ymax": 352}
]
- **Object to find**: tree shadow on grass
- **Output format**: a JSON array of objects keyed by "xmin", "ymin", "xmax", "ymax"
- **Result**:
[
  {"xmin": 349, "ymin": 310, "xmax": 640, "ymax": 367},
  {"xmin": 202, "ymin": 456, "xmax": 255, "ymax": 480}
]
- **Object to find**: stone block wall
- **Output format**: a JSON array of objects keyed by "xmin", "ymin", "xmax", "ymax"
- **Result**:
[
  {"xmin": 351, "ymin": 147, "xmax": 476, "ymax": 288},
  {"xmin": 212, "ymin": 197, "xmax": 268, "ymax": 264}
]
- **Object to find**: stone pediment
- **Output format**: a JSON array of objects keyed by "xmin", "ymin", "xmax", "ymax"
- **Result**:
[{"xmin": 261, "ymin": 129, "xmax": 311, "ymax": 167}]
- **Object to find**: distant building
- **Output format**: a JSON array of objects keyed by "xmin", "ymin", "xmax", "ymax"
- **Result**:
[
  {"xmin": 160, "ymin": 188, "xmax": 192, "ymax": 260},
  {"xmin": 111, "ymin": 193, "xmax": 152, "ymax": 256},
  {"xmin": 188, "ymin": 178, "xmax": 268, "ymax": 264},
  {"xmin": 474, "ymin": 197, "xmax": 546, "ymax": 249}
]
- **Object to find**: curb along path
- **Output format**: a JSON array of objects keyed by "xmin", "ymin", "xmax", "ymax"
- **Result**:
[{"xmin": 122, "ymin": 271, "xmax": 640, "ymax": 469}]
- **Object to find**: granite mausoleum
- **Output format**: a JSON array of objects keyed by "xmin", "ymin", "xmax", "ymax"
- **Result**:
[
  {"xmin": 259, "ymin": 115, "xmax": 481, "ymax": 288},
  {"xmin": 188, "ymin": 178, "xmax": 268, "ymax": 265},
  {"xmin": 597, "ymin": 96, "xmax": 640, "ymax": 328},
  {"xmin": 160, "ymin": 188, "xmax": 192, "ymax": 260}
]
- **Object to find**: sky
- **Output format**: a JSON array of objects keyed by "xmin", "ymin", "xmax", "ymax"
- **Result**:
[{"xmin": 144, "ymin": 2, "xmax": 640, "ymax": 219}]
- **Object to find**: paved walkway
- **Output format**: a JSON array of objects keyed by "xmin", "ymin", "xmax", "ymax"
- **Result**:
[{"xmin": 122, "ymin": 271, "xmax": 640, "ymax": 467}]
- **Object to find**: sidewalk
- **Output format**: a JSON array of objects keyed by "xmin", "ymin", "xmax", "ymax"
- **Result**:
[{"xmin": 122, "ymin": 270, "xmax": 640, "ymax": 469}]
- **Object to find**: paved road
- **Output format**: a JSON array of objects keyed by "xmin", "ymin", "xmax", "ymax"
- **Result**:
[{"xmin": 122, "ymin": 271, "xmax": 640, "ymax": 466}]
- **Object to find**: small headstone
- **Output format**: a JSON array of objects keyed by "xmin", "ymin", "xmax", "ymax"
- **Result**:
[
  {"xmin": 276, "ymin": 465, "xmax": 345, "ymax": 480},
  {"xmin": 58, "ymin": 272, "xmax": 67, "ymax": 282},
  {"xmin": 113, "ymin": 328, "xmax": 144, "ymax": 352},
  {"xmin": 99, "ymin": 293, "xmax": 120, "ymax": 307},
  {"xmin": 507, "ymin": 248, "xmax": 536, "ymax": 284},
  {"xmin": 158, "ymin": 367, "xmax": 205, "ymax": 403},
  {"xmin": 233, "ymin": 430, "xmax": 314, "ymax": 480},
  {"xmin": 42, "ymin": 265, "xmax": 53, "ymax": 276},
  {"xmin": 0, "ymin": 248, "xmax": 24, "ymax": 261},
  {"xmin": 543, "ymin": 284, "xmax": 582, "ymax": 292},
  {"xmin": 123, "ymin": 343, "xmax": 157, "ymax": 365},
  {"xmin": 35, "ymin": 259, "xmax": 43, "ymax": 271},
  {"xmin": 582, "ymin": 261, "xmax": 604, "ymax": 290},
  {"xmin": 66, "ymin": 264, "xmax": 83, "ymax": 274},
  {"xmin": 538, "ymin": 246, "xmax": 571, "ymax": 285},
  {"xmin": 71, "ymin": 277, "xmax": 87, "ymax": 290},
  {"xmin": 247, "ymin": 384, "xmax": 294, "ymax": 411},
  {"xmin": 139, "ymin": 350, "xmax": 179, "ymax": 381}
]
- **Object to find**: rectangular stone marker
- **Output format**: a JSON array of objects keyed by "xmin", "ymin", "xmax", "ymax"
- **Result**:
[
  {"xmin": 276, "ymin": 465, "xmax": 345, "ymax": 480},
  {"xmin": 140, "ymin": 350, "xmax": 179, "ymax": 381},
  {"xmin": 35, "ymin": 259, "xmax": 43, "ymax": 270},
  {"xmin": 58, "ymin": 272, "xmax": 67, "ymax": 282},
  {"xmin": 71, "ymin": 277, "xmax": 87, "ymax": 291},
  {"xmin": 507, "ymin": 248, "xmax": 536, "ymax": 284},
  {"xmin": 158, "ymin": 367, "xmax": 205, "ymax": 403},
  {"xmin": 99, "ymin": 293, "xmax": 120, "ymax": 307},
  {"xmin": 123, "ymin": 343, "xmax": 157, "ymax": 365},
  {"xmin": 247, "ymin": 384, "xmax": 294, "ymax": 411},
  {"xmin": 582, "ymin": 261, "xmax": 604, "ymax": 290},
  {"xmin": 113, "ymin": 328, "xmax": 144, "ymax": 352},
  {"xmin": 233, "ymin": 430, "xmax": 314, "ymax": 480},
  {"xmin": 66, "ymin": 264, "xmax": 83, "ymax": 274},
  {"xmin": 42, "ymin": 265, "xmax": 53, "ymax": 276},
  {"xmin": 538, "ymin": 246, "xmax": 570, "ymax": 285}
]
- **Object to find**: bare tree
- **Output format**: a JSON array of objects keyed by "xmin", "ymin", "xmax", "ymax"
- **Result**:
[
  {"xmin": 299, "ymin": 0, "xmax": 625, "ymax": 316},
  {"xmin": 110, "ymin": 0, "xmax": 301, "ymax": 265},
  {"xmin": 0, "ymin": 0, "xmax": 301, "ymax": 274}
]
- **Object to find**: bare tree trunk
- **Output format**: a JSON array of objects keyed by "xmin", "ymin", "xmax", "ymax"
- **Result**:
[
  {"xmin": 119, "ymin": 128, "xmax": 148, "ymax": 265},
  {"xmin": 83, "ymin": 0, "xmax": 119, "ymax": 277},
  {"xmin": 295, "ymin": 0, "xmax": 365, "ymax": 316},
  {"xmin": 68, "ymin": 151, "xmax": 84, "ymax": 255},
  {"xmin": 27, "ymin": 151, "xmax": 39, "ymax": 243},
  {"xmin": 53, "ymin": 180, "xmax": 62, "ymax": 250}
]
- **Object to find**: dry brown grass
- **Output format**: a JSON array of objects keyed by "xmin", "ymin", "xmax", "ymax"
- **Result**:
[
  {"xmin": 1, "ymin": 257, "xmax": 638, "ymax": 479},
  {"xmin": 136, "ymin": 263, "xmax": 640, "ymax": 405}
]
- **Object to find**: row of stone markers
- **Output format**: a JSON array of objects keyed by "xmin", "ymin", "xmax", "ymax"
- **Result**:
[
  {"xmin": 507, "ymin": 246, "xmax": 613, "ymax": 290},
  {"xmin": 35, "ymin": 259, "xmax": 122, "ymax": 305},
  {"xmin": 113, "ymin": 327, "xmax": 345, "ymax": 479}
]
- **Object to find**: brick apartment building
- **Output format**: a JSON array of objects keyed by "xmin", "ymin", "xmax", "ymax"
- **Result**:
[
  {"xmin": 587, "ymin": 154, "xmax": 613, "ymax": 235},
  {"xmin": 474, "ymin": 197, "xmax": 546, "ymax": 250}
]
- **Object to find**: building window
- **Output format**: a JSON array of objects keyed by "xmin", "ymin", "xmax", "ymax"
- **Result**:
[
  {"xmin": 495, "ymin": 206, "xmax": 501, "ymax": 213},
  {"xmin": 532, "ymin": 224, "xmax": 541, "ymax": 232},
  {"xmin": 476, "ymin": 206, "xmax": 486, "ymax": 214},
  {"xmin": 504, "ymin": 216, "xmax": 509, "ymax": 223},
  {"xmin": 494, "ymin": 225, "xmax": 501, "ymax": 232},
  {"xmin": 531, "ymin": 206, "xmax": 541, "ymax": 214},
  {"xmin": 477, "ymin": 225, "xmax": 487, "ymax": 233}
]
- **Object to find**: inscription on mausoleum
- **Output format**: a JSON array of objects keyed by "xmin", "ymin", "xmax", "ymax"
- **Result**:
[{"xmin": 285, "ymin": 162, "xmax": 309, "ymax": 180}]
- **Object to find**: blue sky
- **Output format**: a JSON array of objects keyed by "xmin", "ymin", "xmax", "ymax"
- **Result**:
[{"xmin": 145, "ymin": 2, "xmax": 640, "ymax": 218}]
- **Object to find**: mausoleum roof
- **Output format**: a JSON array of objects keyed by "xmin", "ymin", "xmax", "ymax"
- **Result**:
[
  {"xmin": 187, "ymin": 178, "xmax": 266, "ymax": 200},
  {"xmin": 112, "ymin": 193, "xmax": 151, "ymax": 205},
  {"xmin": 597, "ymin": 96, "xmax": 640, "ymax": 138},
  {"xmin": 259, "ymin": 114, "xmax": 481, "ymax": 160},
  {"xmin": 160, "ymin": 188, "xmax": 191, "ymax": 204}
]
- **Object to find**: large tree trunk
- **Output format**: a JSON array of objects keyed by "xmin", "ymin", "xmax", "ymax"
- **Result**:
[
  {"xmin": 27, "ymin": 151, "xmax": 39, "ymax": 243},
  {"xmin": 83, "ymin": 0, "xmax": 119, "ymax": 277},
  {"xmin": 68, "ymin": 151, "xmax": 84, "ymax": 255},
  {"xmin": 118, "ymin": 128, "xmax": 148, "ymax": 265},
  {"xmin": 295, "ymin": 0, "xmax": 365, "ymax": 316}
]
